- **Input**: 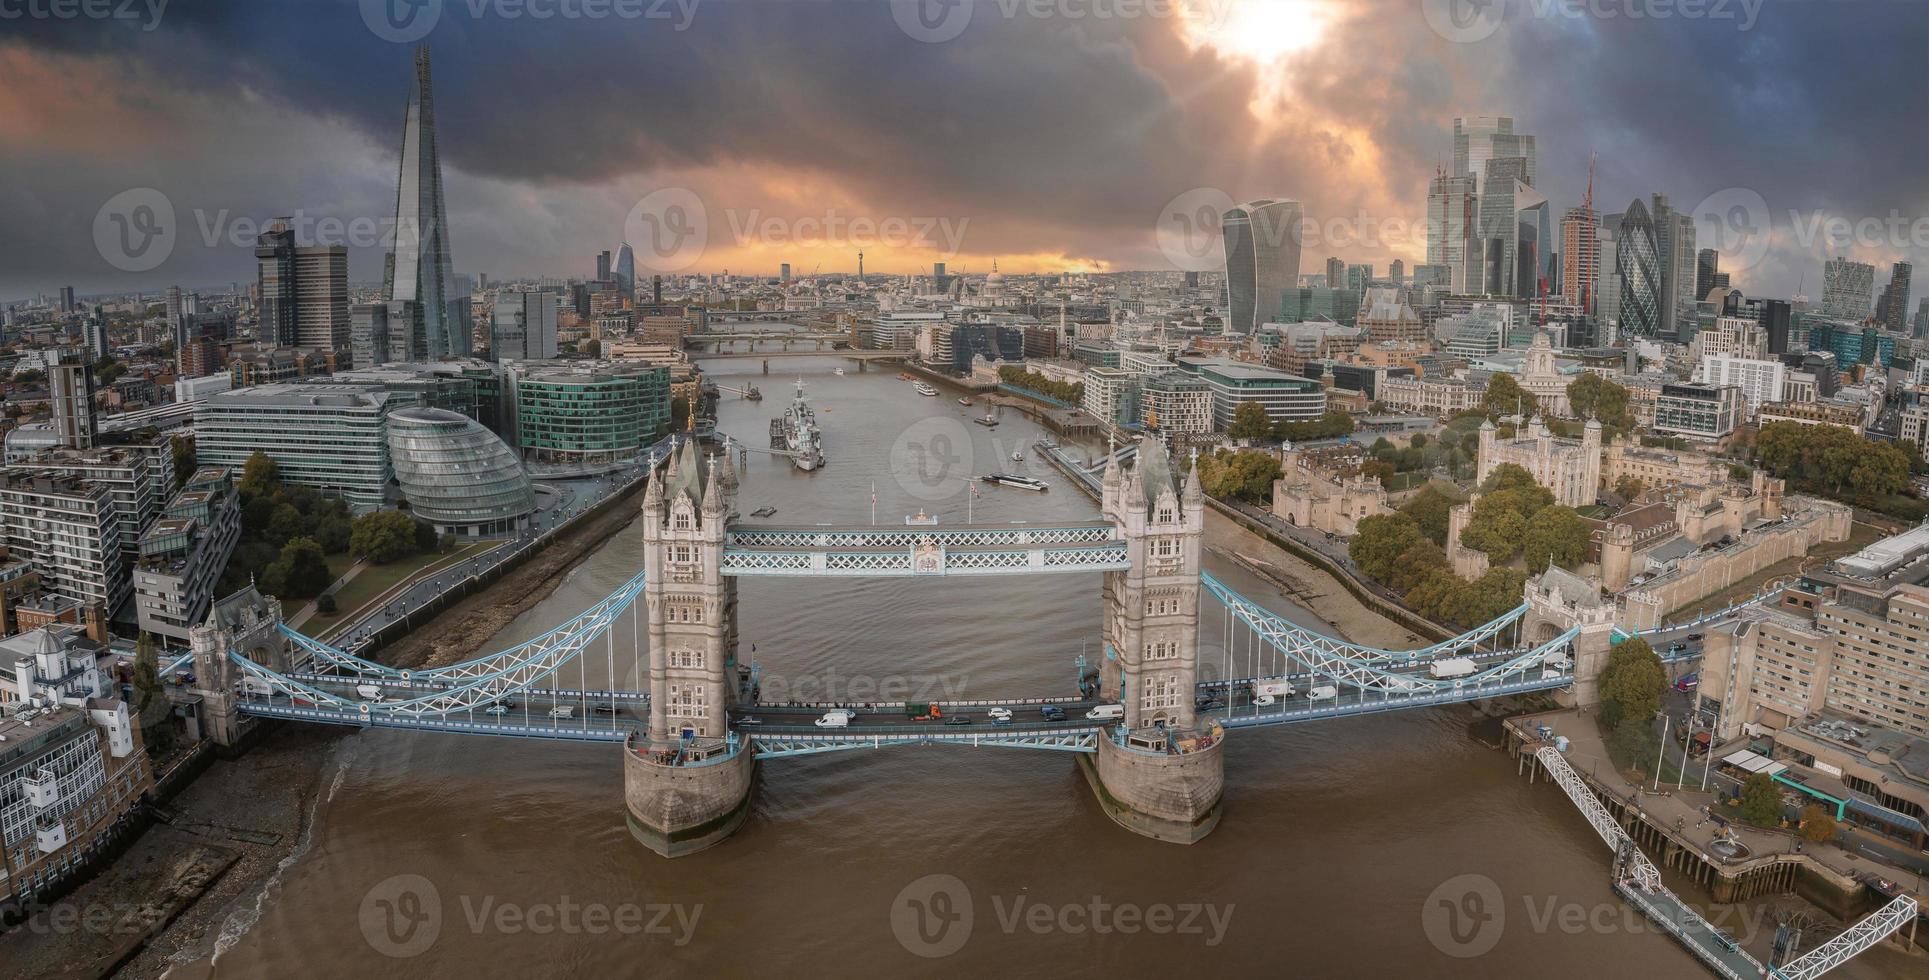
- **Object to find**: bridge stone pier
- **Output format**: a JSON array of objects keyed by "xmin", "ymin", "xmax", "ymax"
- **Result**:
[
  {"xmin": 627, "ymin": 439, "xmax": 755, "ymax": 857},
  {"xmin": 186, "ymin": 587, "xmax": 292, "ymax": 747},
  {"xmin": 1080, "ymin": 441, "xmax": 1224, "ymax": 844}
]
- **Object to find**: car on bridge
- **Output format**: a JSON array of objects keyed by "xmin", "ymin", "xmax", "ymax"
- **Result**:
[
  {"xmin": 1085, "ymin": 704, "xmax": 1124, "ymax": 721},
  {"xmin": 1039, "ymin": 704, "xmax": 1067, "ymax": 721},
  {"xmin": 987, "ymin": 707, "xmax": 1013, "ymax": 721},
  {"xmin": 945, "ymin": 714, "xmax": 971, "ymax": 726},
  {"xmin": 814, "ymin": 712, "xmax": 850, "ymax": 728},
  {"xmin": 485, "ymin": 705, "xmax": 510, "ymax": 716}
]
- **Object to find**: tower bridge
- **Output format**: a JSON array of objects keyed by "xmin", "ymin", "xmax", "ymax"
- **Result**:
[{"xmin": 178, "ymin": 435, "xmax": 1795, "ymax": 843}]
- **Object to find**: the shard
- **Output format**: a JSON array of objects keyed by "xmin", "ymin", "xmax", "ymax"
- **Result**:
[{"xmin": 384, "ymin": 45, "xmax": 468, "ymax": 359}]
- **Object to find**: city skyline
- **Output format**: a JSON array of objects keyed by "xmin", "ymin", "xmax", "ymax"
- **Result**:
[{"xmin": 7, "ymin": 1, "xmax": 1929, "ymax": 300}]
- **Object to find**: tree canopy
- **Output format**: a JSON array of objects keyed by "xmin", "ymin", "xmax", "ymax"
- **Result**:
[
  {"xmin": 1194, "ymin": 449, "xmax": 1281, "ymax": 503},
  {"xmin": 1275, "ymin": 409, "xmax": 1355, "ymax": 443},
  {"xmin": 1755, "ymin": 420, "xmax": 1911, "ymax": 498},
  {"xmin": 1566, "ymin": 373, "xmax": 1633, "ymax": 428},
  {"xmin": 1483, "ymin": 372, "xmax": 1538, "ymax": 418},
  {"xmin": 1599, "ymin": 637, "xmax": 1665, "ymax": 729},
  {"xmin": 1227, "ymin": 401, "xmax": 1273, "ymax": 440}
]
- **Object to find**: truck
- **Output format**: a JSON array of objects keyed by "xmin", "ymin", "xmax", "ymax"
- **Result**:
[
  {"xmin": 239, "ymin": 676, "xmax": 274, "ymax": 697},
  {"xmin": 904, "ymin": 702, "xmax": 943, "ymax": 721},
  {"xmin": 1253, "ymin": 679, "xmax": 1295, "ymax": 699},
  {"xmin": 1429, "ymin": 657, "xmax": 1476, "ymax": 680},
  {"xmin": 355, "ymin": 684, "xmax": 385, "ymax": 701}
]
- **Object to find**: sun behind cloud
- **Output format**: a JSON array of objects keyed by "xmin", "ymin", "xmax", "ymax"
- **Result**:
[{"xmin": 1177, "ymin": 0, "xmax": 1335, "ymax": 67}]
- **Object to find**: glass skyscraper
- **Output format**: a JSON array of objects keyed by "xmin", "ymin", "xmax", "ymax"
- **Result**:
[
  {"xmin": 1219, "ymin": 199, "xmax": 1302, "ymax": 333},
  {"xmin": 385, "ymin": 45, "xmax": 466, "ymax": 359},
  {"xmin": 1615, "ymin": 199, "xmax": 1661, "ymax": 338}
]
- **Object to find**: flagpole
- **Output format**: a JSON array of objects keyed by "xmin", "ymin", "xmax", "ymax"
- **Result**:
[{"xmin": 871, "ymin": 481, "xmax": 876, "ymax": 526}]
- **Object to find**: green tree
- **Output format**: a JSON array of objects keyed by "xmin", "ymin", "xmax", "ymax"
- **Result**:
[
  {"xmin": 1521, "ymin": 505, "xmax": 1590, "ymax": 571},
  {"xmin": 1276, "ymin": 410, "xmax": 1355, "ymax": 442},
  {"xmin": 1227, "ymin": 401, "xmax": 1273, "ymax": 441},
  {"xmin": 583, "ymin": 338, "xmax": 602, "ymax": 358},
  {"xmin": 316, "ymin": 593, "xmax": 338, "ymax": 615},
  {"xmin": 1608, "ymin": 717, "xmax": 1661, "ymax": 773},
  {"xmin": 1194, "ymin": 449, "xmax": 1281, "ymax": 503},
  {"xmin": 264, "ymin": 537, "xmax": 332, "ymax": 598},
  {"xmin": 1483, "ymin": 372, "xmax": 1539, "ymax": 418},
  {"xmin": 350, "ymin": 511, "xmax": 422, "ymax": 563},
  {"xmin": 1566, "ymin": 373, "xmax": 1632, "ymax": 428},
  {"xmin": 1739, "ymin": 773, "xmax": 1784, "ymax": 827},
  {"xmin": 313, "ymin": 516, "xmax": 352, "ymax": 554},
  {"xmin": 239, "ymin": 451, "xmax": 281, "ymax": 497},
  {"xmin": 131, "ymin": 633, "xmax": 174, "ymax": 757},
  {"xmin": 266, "ymin": 503, "xmax": 306, "ymax": 547},
  {"xmin": 1599, "ymin": 638, "xmax": 1665, "ymax": 730},
  {"xmin": 1460, "ymin": 507, "xmax": 1526, "ymax": 560},
  {"xmin": 1350, "ymin": 513, "xmax": 1427, "ymax": 583},
  {"xmin": 170, "ymin": 435, "xmax": 196, "ymax": 490},
  {"xmin": 670, "ymin": 396, "xmax": 691, "ymax": 430},
  {"xmin": 1477, "ymin": 462, "xmax": 1544, "ymax": 497},
  {"xmin": 1398, "ymin": 484, "xmax": 1458, "ymax": 546},
  {"xmin": 414, "ymin": 519, "xmax": 438, "ymax": 553},
  {"xmin": 1613, "ymin": 474, "xmax": 1646, "ymax": 501},
  {"xmin": 1799, "ymin": 804, "xmax": 1838, "ymax": 843}
]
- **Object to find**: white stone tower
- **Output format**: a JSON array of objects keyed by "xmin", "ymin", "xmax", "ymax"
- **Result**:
[
  {"xmin": 639, "ymin": 438, "xmax": 739, "ymax": 742},
  {"xmin": 1099, "ymin": 433, "xmax": 1205, "ymax": 731}
]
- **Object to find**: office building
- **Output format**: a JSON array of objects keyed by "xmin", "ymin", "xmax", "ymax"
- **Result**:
[
  {"xmin": 46, "ymin": 354, "xmax": 96, "ymax": 452},
  {"xmin": 351, "ymin": 303, "xmax": 393, "ymax": 369},
  {"xmin": 255, "ymin": 219, "xmax": 299, "ymax": 347},
  {"xmin": 1136, "ymin": 371, "xmax": 1213, "ymax": 434},
  {"xmin": 1357, "ymin": 289, "xmax": 1425, "ymax": 345},
  {"xmin": 1695, "ymin": 249, "xmax": 1720, "ymax": 302},
  {"xmin": 1453, "ymin": 115, "xmax": 1534, "ymax": 195},
  {"xmin": 134, "ymin": 467, "xmax": 241, "ymax": 643},
  {"xmin": 491, "ymin": 290, "xmax": 559, "ymax": 362},
  {"xmin": 386, "ymin": 408, "xmax": 535, "ymax": 538},
  {"xmin": 1822, "ymin": 257, "xmax": 1876, "ymax": 321},
  {"xmin": 57, "ymin": 286, "xmax": 75, "ymax": 312},
  {"xmin": 596, "ymin": 250, "xmax": 611, "ymax": 282},
  {"xmin": 1219, "ymin": 200, "xmax": 1303, "ymax": 333},
  {"xmin": 195, "ymin": 385, "xmax": 399, "ymax": 511},
  {"xmin": 1654, "ymin": 381, "xmax": 1745, "ymax": 442},
  {"xmin": 294, "ymin": 245, "xmax": 349, "ymax": 350},
  {"xmin": 1700, "ymin": 355, "xmax": 1786, "ymax": 418},
  {"xmin": 0, "ymin": 661, "xmax": 150, "ymax": 912},
  {"xmin": 503, "ymin": 361, "xmax": 670, "ymax": 473},
  {"xmin": 385, "ymin": 46, "xmax": 466, "ymax": 359},
  {"xmin": 1561, "ymin": 206, "xmax": 1600, "ymax": 313},
  {"xmin": 1875, "ymin": 261, "xmax": 1912, "ymax": 334},
  {"xmin": 1615, "ymin": 199, "xmax": 1662, "ymax": 338},
  {"xmin": 1648, "ymin": 195, "xmax": 1697, "ymax": 339},
  {"xmin": 613, "ymin": 242, "xmax": 636, "ymax": 296},
  {"xmin": 1175, "ymin": 357, "xmax": 1325, "ymax": 427},
  {"xmin": 0, "ymin": 475, "xmax": 125, "ymax": 612}
]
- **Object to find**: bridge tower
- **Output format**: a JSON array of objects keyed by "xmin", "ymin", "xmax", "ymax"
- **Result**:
[
  {"xmin": 1080, "ymin": 435, "xmax": 1224, "ymax": 844},
  {"xmin": 626, "ymin": 438, "xmax": 755, "ymax": 857},
  {"xmin": 185, "ymin": 586, "xmax": 290, "ymax": 747},
  {"xmin": 1521, "ymin": 566, "xmax": 1620, "ymax": 706}
]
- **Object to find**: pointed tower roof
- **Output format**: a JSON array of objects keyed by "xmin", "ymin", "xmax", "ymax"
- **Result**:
[
  {"xmin": 663, "ymin": 436, "xmax": 705, "ymax": 507},
  {"xmin": 701, "ymin": 454, "xmax": 724, "ymax": 515},
  {"xmin": 1134, "ymin": 432, "xmax": 1174, "ymax": 511}
]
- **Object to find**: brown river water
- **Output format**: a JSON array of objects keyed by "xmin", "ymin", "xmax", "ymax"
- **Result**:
[{"xmin": 167, "ymin": 353, "xmax": 1916, "ymax": 979}]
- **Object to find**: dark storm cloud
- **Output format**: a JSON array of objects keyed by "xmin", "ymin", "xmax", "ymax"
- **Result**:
[{"xmin": 5, "ymin": 0, "xmax": 1929, "ymax": 297}]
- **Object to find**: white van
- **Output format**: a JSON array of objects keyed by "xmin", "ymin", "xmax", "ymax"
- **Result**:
[
  {"xmin": 814, "ymin": 712, "xmax": 850, "ymax": 728},
  {"xmin": 240, "ymin": 677, "xmax": 274, "ymax": 697},
  {"xmin": 1306, "ymin": 685, "xmax": 1338, "ymax": 702},
  {"xmin": 1085, "ymin": 704, "xmax": 1125, "ymax": 721},
  {"xmin": 548, "ymin": 705, "xmax": 574, "ymax": 720},
  {"xmin": 355, "ymin": 684, "xmax": 385, "ymax": 701}
]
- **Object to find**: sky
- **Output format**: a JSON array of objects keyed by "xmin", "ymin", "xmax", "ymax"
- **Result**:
[{"xmin": 5, "ymin": 0, "xmax": 1929, "ymax": 304}]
